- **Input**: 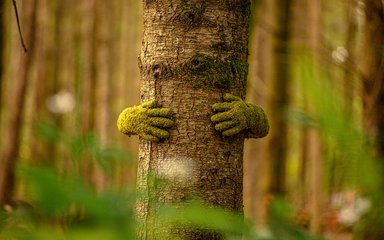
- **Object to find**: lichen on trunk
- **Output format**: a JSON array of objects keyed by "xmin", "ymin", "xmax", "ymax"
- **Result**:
[{"xmin": 137, "ymin": 0, "xmax": 251, "ymax": 239}]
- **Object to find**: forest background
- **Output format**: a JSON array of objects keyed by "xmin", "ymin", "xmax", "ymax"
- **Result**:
[{"xmin": 1, "ymin": 0, "xmax": 384, "ymax": 239}]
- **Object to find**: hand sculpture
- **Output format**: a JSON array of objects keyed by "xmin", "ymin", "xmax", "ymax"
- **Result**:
[
  {"xmin": 117, "ymin": 100, "xmax": 174, "ymax": 142},
  {"xmin": 211, "ymin": 93, "xmax": 269, "ymax": 138}
]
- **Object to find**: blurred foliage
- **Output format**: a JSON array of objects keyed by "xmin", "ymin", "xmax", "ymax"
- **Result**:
[
  {"xmin": 289, "ymin": 55, "xmax": 381, "ymax": 193},
  {"xmin": 0, "ymin": 121, "xmax": 318, "ymax": 240},
  {"xmin": 289, "ymin": 54, "xmax": 384, "ymax": 238},
  {"xmin": 35, "ymin": 121, "xmax": 134, "ymax": 175},
  {"xmin": 295, "ymin": 55, "xmax": 381, "ymax": 194}
]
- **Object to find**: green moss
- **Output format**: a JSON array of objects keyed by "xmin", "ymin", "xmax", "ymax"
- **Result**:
[
  {"xmin": 211, "ymin": 93, "xmax": 269, "ymax": 137},
  {"xmin": 185, "ymin": 54, "xmax": 214, "ymax": 74},
  {"xmin": 212, "ymin": 26, "xmax": 230, "ymax": 52},
  {"xmin": 176, "ymin": 0, "xmax": 205, "ymax": 28},
  {"xmin": 179, "ymin": 7, "xmax": 203, "ymax": 25},
  {"xmin": 212, "ymin": 41, "xmax": 230, "ymax": 52},
  {"xmin": 183, "ymin": 54, "xmax": 247, "ymax": 90},
  {"xmin": 226, "ymin": 0, "xmax": 251, "ymax": 18},
  {"xmin": 117, "ymin": 100, "xmax": 174, "ymax": 142}
]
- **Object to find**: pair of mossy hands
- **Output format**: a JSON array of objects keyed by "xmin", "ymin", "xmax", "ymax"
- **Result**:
[{"xmin": 117, "ymin": 93, "xmax": 268, "ymax": 142}]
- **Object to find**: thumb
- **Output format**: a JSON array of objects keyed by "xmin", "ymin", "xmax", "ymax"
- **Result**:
[{"xmin": 141, "ymin": 99, "xmax": 159, "ymax": 108}]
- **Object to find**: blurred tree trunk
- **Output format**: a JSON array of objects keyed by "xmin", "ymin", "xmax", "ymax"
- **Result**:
[
  {"xmin": 137, "ymin": 1, "xmax": 251, "ymax": 239},
  {"xmin": 92, "ymin": 0, "xmax": 113, "ymax": 192},
  {"xmin": 343, "ymin": 0, "xmax": 358, "ymax": 115},
  {"xmin": 359, "ymin": 0, "xmax": 384, "ymax": 238},
  {"xmin": 244, "ymin": 0, "xmax": 273, "ymax": 225},
  {"xmin": 0, "ymin": 0, "xmax": 4, "ymax": 124},
  {"xmin": 361, "ymin": 0, "xmax": 384, "ymax": 158},
  {"xmin": 305, "ymin": 0, "xmax": 323, "ymax": 234},
  {"xmin": 293, "ymin": 0, "xmax": 308, "ymax": 210},
  {"xmin": 114, "ymin": 0, "xmax": 141, "ymax": 188},
  {"xmin": 0, "ymin": 0, "xmax": 38, "ymax": 205},
  {"xmin": 29, "ymin": 0, "xmax": 55, "ymax": 164},
  {"xmin": 267, "ymin": 0, "xmax": 292, "ymax": 196}
]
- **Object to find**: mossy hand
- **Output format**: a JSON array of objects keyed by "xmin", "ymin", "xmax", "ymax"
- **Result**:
[
  {"xmin": 211, "ymin": 93, "xmax": 269, "ymax": 137},
  {"xmin": 117, "ymin": 100, "xmax": 174, "ymax": 142}
]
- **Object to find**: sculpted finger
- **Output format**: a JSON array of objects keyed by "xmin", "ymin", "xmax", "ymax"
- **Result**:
[
  {"xmin": 140, "ymin": 133, "xmax": 160, "ymax": 142},
  {"xmin": 211, "ymin": 111, "xmax": 233, "ymax": 123},
  {"xmin": 147, "ymin": 126, "xmax": 170, "ymax": 139},
  {"xmin": 222, "ymin": 126, "xmax": 243, "ymax": 137},
  {"xmin": 117, "ymin": 108, "xmax": 130, "ymax": 133},
  {"xmin": 147, "ymin": 108, "xmax": 173, "ymax": 118},
  {"xmin": 142, "ymin": 100, "xmax": 159, "ymax": 108},
  {"xmin": 214, "ymin": 120, "xmax": 237, "ymax": 132},
  {"xmin": 148, "ymin": 117, "xmax": 174, "ymax": 128},
  {"xmin": 212, "ymin": 102, "xmax": 232, "ymax": 112},
  {"xmin": 223, "ymin": 93, "xmax": 242, "ymax": 102}
]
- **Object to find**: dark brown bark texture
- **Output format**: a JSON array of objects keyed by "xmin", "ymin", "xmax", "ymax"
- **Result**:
[
  {"xmin": 137, "ymin": 0, "xmax": 251, "ymax": 239},
  {"xmin": 359, "ymin": 0, "xmax": 384, "ymax": 239},
  {"xmin": 361, "ymin": 0, "xmax": 384, "ymax": 158}
]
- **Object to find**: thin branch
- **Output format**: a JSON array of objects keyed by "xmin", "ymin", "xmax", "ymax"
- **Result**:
[{"xmin": 12, "ymin": 0, "xmax": 28, "ymax": 52}]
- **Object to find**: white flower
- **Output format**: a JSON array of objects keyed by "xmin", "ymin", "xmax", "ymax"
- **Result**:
[
  {"xmin": 332, "ymin": 46, "xmax": 349, "ymax": 64},
  {"xmin": 337, "ymin": 194, "xmax": 371, "ymax": 226},
  {"xmin": 46, "ymin": 90, "xmax": 76, "ymax": 114}
]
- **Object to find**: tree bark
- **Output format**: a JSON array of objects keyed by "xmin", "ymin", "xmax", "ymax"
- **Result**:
[
  {"xmin": 267, "ymin": 0, "xmax": 292, "ymax": 196},
  {"xmin": 305, "ymin": 0, "xmax": 323, "ymax": 234},
  {"xmin": 92, "ymin": 0, "xmax": 113, "ymax": 192},
  {"xmin": 244, "ymin": 0, "xmax": 273, "ymax": 225},
  {"xmin": 0, "ymin": 0, "xmax": 38, "ymax": 205},
  {"xmin": 361, "ymin": 0, "xmax": 384, "ymax": 158},
  {"xmin": 358, "ymin": 0, "xmax": 384, "ymax": 238},
  {"xmin": 137, "ymin": 1, "xmax": 252, "ymax": 239},
  {"xmin": 0, "ymin": 0, "xmax": 5, "ymax": 123}
]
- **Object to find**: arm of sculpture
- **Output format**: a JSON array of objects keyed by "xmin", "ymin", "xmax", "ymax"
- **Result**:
[
  {"xmin": 117, "ymin": 100, "xmax": 174, "ymax": 142},
  {"xmin": 211, "ymin": 93, "xmax": 269, "ymax": 138}
]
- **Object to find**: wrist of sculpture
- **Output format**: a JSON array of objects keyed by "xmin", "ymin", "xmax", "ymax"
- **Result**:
[{"xmin": 245, "ymin": 103, "xmax": 269, "ymax": 137}]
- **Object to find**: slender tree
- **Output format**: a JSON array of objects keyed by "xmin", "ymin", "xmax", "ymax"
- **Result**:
[
  {"xmin": 343, "ymin": 0, "xmax": 358, "ymax": 114},
  {"xmin": 244, "ymin": 0, "xmax": 273, "ymax": 224},
  {"xmin": 304, "ymin": 0, "xmax": 323, "ymax": 234},
  {"xmin": 0, "ymin": 0, "xmax": 38, "ymax": 204},
  {"xmin": 358, "ymin": 0, "xmax": 384, "ymax": 238},
  {"xmin": 267, "ymin": 0, "xmax": 292, "ymax": 196},
  {"xmin": 92, "ymin": 0, "xmax": 113, "ymax": 192},
  {"xmin": 361, "ymin": 0, "xmax": 384, "ymax": 158},
  {"xmin": 0, "ymin": 0, "xmax": 6, "ymax": 145},
  {"xmin": 0, "ymin": 0, "xmax": 4, "ymax": 113},
  {"xmin": 117, "ymin": 1, "xmax": 269, "ymax": 239}
]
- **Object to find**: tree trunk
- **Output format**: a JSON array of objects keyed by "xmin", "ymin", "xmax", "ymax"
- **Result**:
[
  {"xmin": 359, "ymin": 0, "xmax": 384, "ymax": 238},
  {"xmin": 0, "ymin": 0, "xmax": 5, "ymax": 125},
  {"xmin": 0, "ymin": 0, "xmax": 38, "ymax": 205},
  {"xmin": 244, "ymin": 0, "xmax": 273, "ymax": 225},
  {"xmin": 343, "ymin": 0, "xmax": 358, "ymax": 116},
  {"xmin": 137, "ymin": 1, "xmax": 251, "ymax": 239},
  {"xmin": 361, "ymin": 0, "xmax": 384, "ymax": 158},
  {"xmin": 267, "ymin": 0, "xmax": 292, "ymax": 196},
  {"xmin": 92, "ymin": 0, "xmax": 113, "ymax": 192},
  {"xmin": 305, "ymin": 0, "xmax": 323, "ymax": 234}
]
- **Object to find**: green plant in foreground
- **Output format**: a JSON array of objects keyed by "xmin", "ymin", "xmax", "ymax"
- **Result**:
[
  {"xmin": 1, "ymin": 166, "xmax": 137, "ymax": 240},
  {"xmin": 0, "ymin": 164, "xmax": 320, "ymax": 240}
]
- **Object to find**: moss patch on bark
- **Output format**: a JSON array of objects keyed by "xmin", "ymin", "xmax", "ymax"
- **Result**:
[{"xmin": 183, "ymin": 53, "xmax": 247, "ymax": 90}]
